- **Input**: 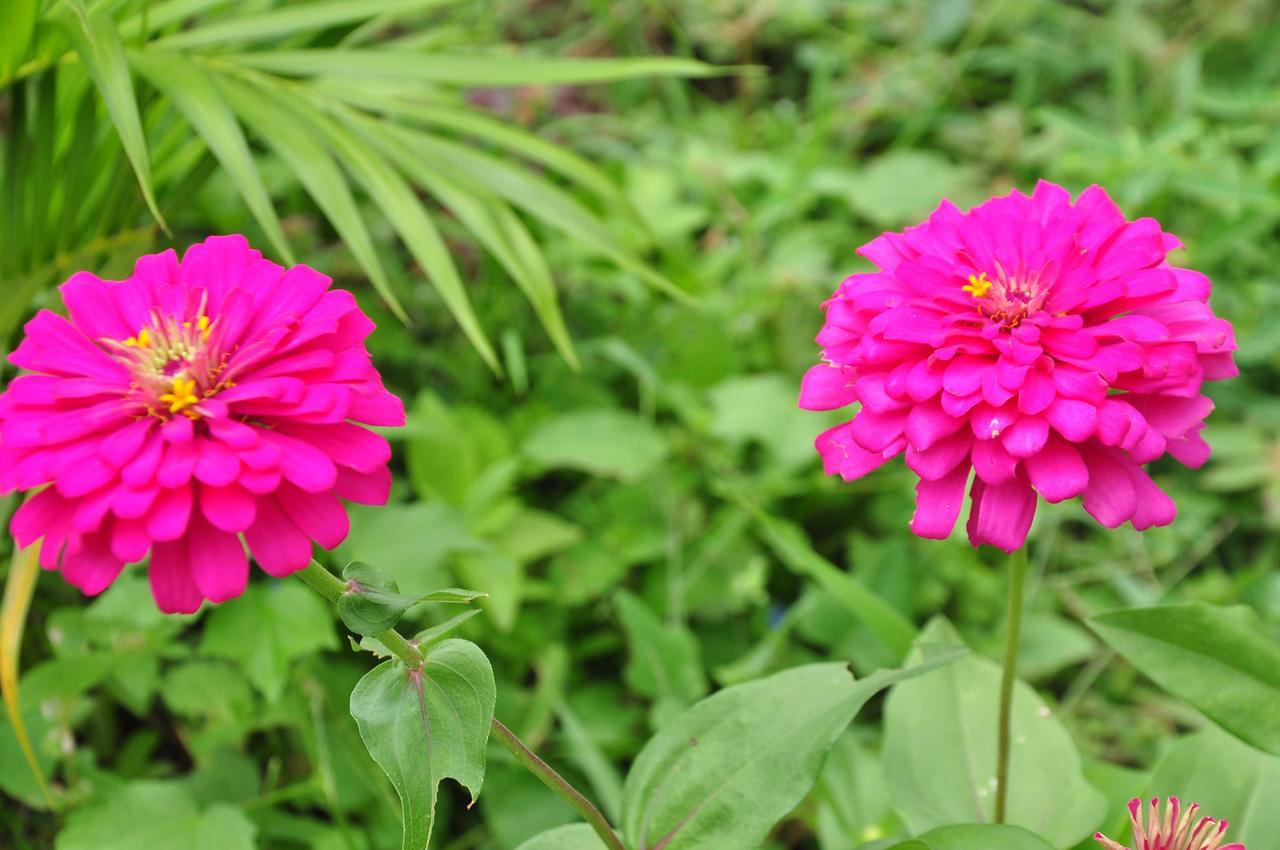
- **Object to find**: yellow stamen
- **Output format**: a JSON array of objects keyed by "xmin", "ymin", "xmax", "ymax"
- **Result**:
[
  {"xmin": 963, "ymin": 272, "xmax": 992, "ymax": 298},
  {"xmin": 159, "ymin": 376, "xmax": 200, "ymax": 415}
]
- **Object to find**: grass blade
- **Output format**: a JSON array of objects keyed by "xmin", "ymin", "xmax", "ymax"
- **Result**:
[
  {"xmin": 228, "ymin": 50, "xmax": 721, "ymax": 86},
  {"xmin": 0, "ymin": 0, "xmax": 38, "ymax": 84},
  {"xmin": 303, "ymin": 96, "xmax": 500, "ymax": 371},
  {"xmin": 54, "ymin": 0, "xmax": 169, "ymax": 232},
  {"xmin": 355, "ymin": 112, "xmax": 577, "ymax": 367},
  {"xmin": 130, "ymin": 50, "xmax": 293, "ymax": 263},
  {"xmin": 0, "ymin": 542, "xmax": 54, "ymax": 808},
  {"xmin": 214, "ymin": 73, "xmax": 408, "ymax": 323},
  {"xmin": 152, "ymin": 0, "xmax": 457, "ymax": 50},
  {"xmin": 382, "ymin": 123, "xmax": 691, "ymax": 302}
]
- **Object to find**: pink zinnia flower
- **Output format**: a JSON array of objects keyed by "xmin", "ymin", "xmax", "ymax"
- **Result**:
[
  {"xmin": 0, "ymin": 236, "xmax": 404, "ymax": 613},
  {"xmin": 800, "ymin": 181, "xmax": 1236, "ymax": 551},
  {"xmin": 1095, "ymin": 797, "xmax": 1243, "ymax": 850}
]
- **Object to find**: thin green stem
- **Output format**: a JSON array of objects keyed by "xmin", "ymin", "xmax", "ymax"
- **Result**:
[
  {"xmin": 293, "ymin": 560, "xmax": 622, "ymax": 849},
  {"xmin": 490, "ymin": 718, "xmax": 625, "ymax": 850},
  {"xmin": 995, "ymin": 546, "xmax": 1029, "ymax": 824}
]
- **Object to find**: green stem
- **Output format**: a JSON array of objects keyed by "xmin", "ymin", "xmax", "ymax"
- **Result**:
[
  {"xmin": 293, "ymin": 560, "xmax": 623, "ymax": 850},
  {"xmin": 995, "ymin": 546, "xmax": 1029, "ymax": 824},
  {"xmin": 490, "ymin": 719, "xmax": 626, "ymax": 850}
]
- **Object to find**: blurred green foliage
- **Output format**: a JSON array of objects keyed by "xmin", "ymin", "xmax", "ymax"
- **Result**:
[{"xmin": 4, "ymin": 0, "xmax": 1280, "ymax": 848}]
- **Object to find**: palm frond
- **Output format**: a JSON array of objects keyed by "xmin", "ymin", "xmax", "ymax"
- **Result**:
[{"xmin": 1, "ymin": 0, "xmax": 721, "ymax": 370}]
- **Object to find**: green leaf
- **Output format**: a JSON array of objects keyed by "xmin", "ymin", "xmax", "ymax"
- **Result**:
[
  {"xmin": 1146, "ymin": 725, "xmax": 1280, "ymax": 848},
  {"xmin": 413, "ymin": 609, "xmax": 481, "ymax": 649},
  {"xmin": 215, "ymin": 73, "xmax": 407, "ymax": 323},
  {"xmin": 0, "ymin": 0, "xmax": 37, "ymax": 84},
  {"xmin": 54, "ymin": 1, "xmax": 168, "ymax": 231},
  {"xmin": 357, "ymin": 116, "xmax": 578, "ymax": 367},
  {"xmin": 199, "ymin": 582, "xmax": 337, "ymax": 702},
  {"xmin": 55, "ymin": 781, "xmax": 255, "ymax": 850},
  {"xmin": 620, "ymin": 648, "xmax": 965, "ymax": 850},
  {"xmin": 378, "ymin": 124, "xmax": 690, "ymax": 302},
  {"xmin": 129, "ymin": 50, "xmax": 292, "ymax": 263},
  {"xmin": 309, "ymin": 98, "xmax": 499, "ymax": 370},
  {"xmin": 131, "ymin": 54, "xmax": 286, "ymax": 248},
  {"xmin": 888, "ymin": 824, "xmax": 1057, "ymax": 850},
  {"xmin": 338, "ymin": 562, "xmax": 486, "ymax": 636},
  {"xmin": 152, "ymin": 0, "xmax": 456, "ymax": 50},
  {"xmin": 614, "ymin": 590, "xmax": 706, "ymax": 724},
  {"xmin": 882, "ymin": 618, "xmax": 1106, "ymax": 848},
  {"xmin": 349, "ymin": 639, "xmax": 496, "ymax": 850},
  {"xmin": 514, "ymin": 824, "xmax": 610, "ymax": 850},
  {"xmin": 524, "ymin": 409, "xmax": 667, "ymax": 481},
  {"xmin": 1091, "ymin": 603, "xmax": 1280, "ymax": 756},
  {"xmin": 228, "ymin": 50, "xmax": 720, "ymax": 85}
]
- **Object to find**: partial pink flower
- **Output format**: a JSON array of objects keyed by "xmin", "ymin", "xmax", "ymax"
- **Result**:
[
  {"xmin": 1095, "ymin": 797, "xmax": 1243, "ymax": 850},
  {"xmin": 800, "ymin": 181, "xmax": 1236, "ymax": 551},
  {"xmin": 0, "ymin": 236, "xmax": 404, "ymax": 613}
]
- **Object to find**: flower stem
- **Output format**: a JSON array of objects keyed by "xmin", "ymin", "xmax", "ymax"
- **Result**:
[
  {"xmin": 490, "ymin": 718, "xmax": 626, "ymax": 850},
  {"xmin": 995, "ymin": 546, "xmax": 1029, "ymax": 824},
  {"xmin": 293, "ymin": 560, "xmax": 621, "ymax": 849}
]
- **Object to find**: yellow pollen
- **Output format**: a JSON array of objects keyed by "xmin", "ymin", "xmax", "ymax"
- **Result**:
[
  {"xmin": 159, "ymin": 376, "xmax": 200, "ymax": 415},
  {"xmin": 124, "ymin": 327, "xmax": 153, "ymax": 348},
  {"xmin": 963, "ymin": 272, "xmax": 993, "ymax": 298}
]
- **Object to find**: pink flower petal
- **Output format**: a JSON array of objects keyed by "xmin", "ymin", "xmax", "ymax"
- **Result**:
[
  {"xmin": 187, "ymin": 515, "xmax": 248, "ymax": 604},
  {"xmin": 966, "ymin": 472, "xmax": 1037, "ymax": 553},
  {"xmin": 245, "ymin": 498, "xmax": 313, "ymax": 577},
  {"xmin": 149, "ymin": 540, "xmax": 202, "ymax": 614},
  {"xmin": 910, "ymin": 462, "xmax": 970, "ymax": 540}
]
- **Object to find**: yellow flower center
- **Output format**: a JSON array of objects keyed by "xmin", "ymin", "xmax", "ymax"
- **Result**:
[
  {"xmin": 158, "ymin": 376, "xmax": 200, "ymax": 415},
  {"xmin": 962, "ymin": 272, "xmax": 993, "ymax": 298}
]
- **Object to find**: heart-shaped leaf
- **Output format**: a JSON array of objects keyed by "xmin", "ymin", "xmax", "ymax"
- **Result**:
[
  {"xmin": 1091, "ymin": 603, "xmax": 1280, "ymax": 755},
  {"xmin": 349, "ymin": 639, "xmax": 496, "ymax": 850}
]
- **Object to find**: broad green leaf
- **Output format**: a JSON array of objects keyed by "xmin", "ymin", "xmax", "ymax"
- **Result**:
[
  {"xmin": 129, "ymin": 50, "xmax": 292, "ymax": 263},
  {"xmin": 228, "ymin": 50, "xmax": 719, "ymax": 85},
  {"xmin": 614, "ymin": 590, "xmax": 706, "ymax": 725},
  {"xmin": 888, "ymin": 824, "xmax": 1056, "ymax": 850},
  {"xmin": 55, "ymin": 1, "xmax": 168, "ymax": 231},
  {"xmin": 199, "ymin": 582, "xmax": 337, "ymax": 702},
  {"xmin": 153, "ymin": 0, "xmax": 455, "ymax": 49},
  {"xmin": 709, "ymin": 373, "xmax": 829, "ymax": 468},
  {"xmin": 349, "ymin": 639, "xmax": 496, "ymax": 850},
  {"xmin": 514, "ymin": 824, "xmax": 610, "ymax": 850},
  {"xmin": 1146, "ymin": 726, "xmax": 1280, "ymax": 848},
  {"xmin": 1091, "ymin": 603, "xmax": 1280, "ymax": 755},
  {"xmin": 55, "ymin": 782, "xmax": 255, "ymax": 850},
  {"xmin": 0, "ymin": 0, "xmax": 37, "ymax": 88},
  {"xmin": 813, "ymin": 152, "xmax": 983, "ymax": 228},
  {"xmin": 524, "ymin": 409, "xmax": 667, "ymax": 481},
  {"xmin": 620, "ymin": 648, "xmax": 965, "ymax": 850},
  {"xmin": 883, "ymin": 619, "xmax": 1106, "ymax": 848},
  {"xmin": 215, "ymin": 74, "xmax": 407, "ymax": 322}
]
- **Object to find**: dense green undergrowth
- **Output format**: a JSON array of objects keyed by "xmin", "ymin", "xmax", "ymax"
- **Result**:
[{"xmin": 4, "ymin": 1, "xmax": 1280, "ymax": 848}]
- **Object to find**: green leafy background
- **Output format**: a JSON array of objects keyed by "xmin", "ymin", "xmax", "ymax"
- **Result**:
[{"xmin": 4, "ymin": 1, "xmax": 1280, "ymax": 849}]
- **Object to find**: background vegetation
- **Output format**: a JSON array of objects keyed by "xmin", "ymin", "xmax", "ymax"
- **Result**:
[{"xmin": 3, "ymin": 1, "xmax": 1280, "ymax": 848}]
